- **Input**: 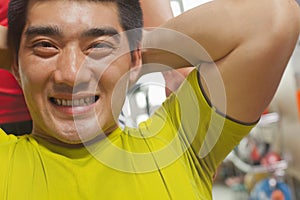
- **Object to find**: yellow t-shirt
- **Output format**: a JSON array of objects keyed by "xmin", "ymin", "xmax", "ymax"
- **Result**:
[{"xmin": 0, "ymin": 69, "xmax": 255, "ymax": 200}]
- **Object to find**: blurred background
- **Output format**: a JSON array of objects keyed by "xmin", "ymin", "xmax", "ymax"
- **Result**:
[{"xmin": 121, "ymin": 1, "xmax": 300, "ymax": 199}]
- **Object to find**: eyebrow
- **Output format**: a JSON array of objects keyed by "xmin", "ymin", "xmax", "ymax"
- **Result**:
[
  {"xmin": 25, "ymin": 25, "xmax": 62, "ymax": 37},
  {"xmin": 82, "ymin": 27, "xmax": 119, "ymax": 37},
  {"xmin": 81, "ymin": 27, "xmax": 120, "ymax": 43},
  {"xmin": 25, "ymin": 25, "xmax": 120, "ymax": 42}
]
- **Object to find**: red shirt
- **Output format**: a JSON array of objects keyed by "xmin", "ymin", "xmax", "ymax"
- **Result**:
[
  {"xmin": 0, "ymin": 69, "xmax": 31, "ymax": 123},
  {"xmin": 0, "ymin": 0, "xmax": 8, "ymax": 27}
]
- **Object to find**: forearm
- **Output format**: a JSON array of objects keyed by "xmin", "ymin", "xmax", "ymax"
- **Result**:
[
  {"xmin": 140, "ymin": 0, "xmax": 174, "ymax": 28},
  {"xmin": 0, "ymin": 26, "xmax": 11, "ymax": 70},
  {"xmin": 0, "ymin": 26, "xmax": 7, "ymax": 49}
]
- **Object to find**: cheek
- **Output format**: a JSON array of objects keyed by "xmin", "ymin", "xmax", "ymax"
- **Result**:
[
  {"xmin": 18, "ymin": 56, "xmax": 54, "ymax": 87},
  {"xmin": 98, "ymin": 61, "xmax": 131, "ymax": 119},
  {"xmin": 18, "ymin": 59, "xmax": 54, "ymax": 111},
  {"xmin": 98, "ymin": 57, "xmax": 131, "ymax": 93}
]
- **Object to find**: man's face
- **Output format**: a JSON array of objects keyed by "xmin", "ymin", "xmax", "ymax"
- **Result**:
[{"xmin": 16, "ymin": 0, "xmax": 141, "ymax": 144}]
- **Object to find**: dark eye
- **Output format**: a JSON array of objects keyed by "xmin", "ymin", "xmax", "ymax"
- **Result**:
[
  {"xmin": 86, "ymin": 41, "xmax": 115, "ymax": 59},
  {"xmin": 89, "ymin": 42, "xmax": 114, "ymax": 50},
  {"xmin": 33, "ymin": 41, "xmax": 56, "ymax": 48},
  {"xmin": 32, "ymin": 41, "xmax": 58, "ymax": 57}
]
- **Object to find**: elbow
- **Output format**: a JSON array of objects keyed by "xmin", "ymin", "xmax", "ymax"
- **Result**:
[
  {"xmin": 270, "ymin": 0, "xmax": 300, "ymax": 49},
  {"xmin": 257, "ymin": 0, "xmax": 300, "ymax": 61}
]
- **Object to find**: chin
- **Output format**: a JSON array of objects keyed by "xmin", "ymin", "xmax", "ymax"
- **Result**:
[
  {"xmin": 59, "ymin": 131, "xmax": 100, "ymax": 144},
  {"xmin": 50, "ymin": 133, "xmax": 102, "ymax": 147}
]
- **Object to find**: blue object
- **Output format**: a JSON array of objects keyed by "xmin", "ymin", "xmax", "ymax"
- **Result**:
[{"xmin": 250, "ymin": 178, "xmax": 292, "ymax": 200}]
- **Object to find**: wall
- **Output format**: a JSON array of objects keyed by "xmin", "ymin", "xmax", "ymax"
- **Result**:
[{"xmin": 271, "ymin": 40, "xmax": 300, "ymax": 181}]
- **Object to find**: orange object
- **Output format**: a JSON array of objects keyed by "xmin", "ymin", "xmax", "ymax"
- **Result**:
[
  {"xmin": 297, "ymin": 90, "xmax": 300, "ymax": 120},
  {"xmin": 271, "ymin": 189, "xmax": 285, "ymax": 200},
  {"xmin": 262, "ymin": 108, "xmax": 269, "ymax": 115}
]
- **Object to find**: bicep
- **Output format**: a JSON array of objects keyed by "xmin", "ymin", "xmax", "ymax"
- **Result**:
[
  {"xmin": 196, "ymin": 0, "xmax": 300, "ymax": 123},
  {"xmin": 200, "ymin": 30, "xmax": 299, "ymax": 123}
]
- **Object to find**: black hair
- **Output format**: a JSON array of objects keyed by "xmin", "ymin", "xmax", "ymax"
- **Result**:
[{"xmin": 7, "ymin": 0, "xmax": 143, "ymax": 56}]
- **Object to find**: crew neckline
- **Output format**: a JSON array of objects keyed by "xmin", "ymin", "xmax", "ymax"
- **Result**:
[{"xmin": 29, "ymin": 128, "xmax": 123, "ymax": 159}]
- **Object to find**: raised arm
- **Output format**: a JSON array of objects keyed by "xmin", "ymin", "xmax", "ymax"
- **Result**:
[
  {"xmin": 140, "ymin": 0, "xmax": 174, "ymax": 28},
  {"xmin": 142, "ymin": 0, "xmax": 300, "ymax": 123},
  {"xmin": 140, "ymin": 0, "xmax": 194, "ymax": 96}
]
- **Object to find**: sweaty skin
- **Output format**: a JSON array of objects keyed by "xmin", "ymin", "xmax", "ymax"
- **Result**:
[{"xmin": 14, "ymin": 1, "xmax": 142, "ymax": 145}]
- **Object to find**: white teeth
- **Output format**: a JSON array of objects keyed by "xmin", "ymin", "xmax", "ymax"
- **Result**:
[
  {"xmin": 62, "ymin": 99, "xmax": 67, "ymax": 106},
  {"xmin": 74, "ymin": 99, "xmax": 79, "ymax": 106},
  {"xmin": 56, "ymin": 99, "xmax": 62, "ymax": 105},
  {"xmin": 80, "ymin": 99, "xmax": 84, "ymax": 105},
  {"xmin": 67, "ymin": 100, "xmax": 72, "ymax": 106},
  {"xmin": 52, "ymin": 96, "xmax": 96, "ymax": 107}
]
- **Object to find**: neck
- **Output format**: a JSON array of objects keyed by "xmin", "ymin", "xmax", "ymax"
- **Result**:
[{"xmin": 32, "ymin": 130, "xmax": 113, "ymax": 149}]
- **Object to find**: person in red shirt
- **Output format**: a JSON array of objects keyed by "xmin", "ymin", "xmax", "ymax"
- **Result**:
[{"xmin": 0, "ymin": 0, "xmax": 32, "ymax": 135}]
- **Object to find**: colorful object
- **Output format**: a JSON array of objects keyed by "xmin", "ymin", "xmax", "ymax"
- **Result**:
[
  {"xmin": 261, "ymin": 152, "xmax": 282, "ymax": 166},
  {"xmin": 244, "ymin": 172, "xmax": 270, "ymax": 192},
  {"xmin": 250, "ymin": 178, "xmax": 292, "ymax": 200}
]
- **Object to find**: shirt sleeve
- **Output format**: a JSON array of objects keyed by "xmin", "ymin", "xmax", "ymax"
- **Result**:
[
  {"xmin": 162, "ymin": 68, "xmax": 256, "ymax": 176},
  {"xmin": 0, "ymin": 128, "xmax": 17, "ymax": 144}
]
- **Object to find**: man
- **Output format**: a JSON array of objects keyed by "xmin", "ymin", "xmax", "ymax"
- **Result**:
[{"xmin": 1, "ymin": 0, "xmax": 299, "ymax": 200}]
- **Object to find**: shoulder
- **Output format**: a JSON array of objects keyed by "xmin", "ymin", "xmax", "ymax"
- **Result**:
[
  {"xmin": 0, "ymin": 128, "xmax": 18, "ymax": 143},
  {"xmin": 0, "ymin": 129, "xmax": 32, "ymax": 153}
]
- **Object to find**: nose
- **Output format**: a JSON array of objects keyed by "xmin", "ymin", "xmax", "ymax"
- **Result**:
[{"xmin": 53, "ymin": 46, "xmax": 91, "ymax": 87}]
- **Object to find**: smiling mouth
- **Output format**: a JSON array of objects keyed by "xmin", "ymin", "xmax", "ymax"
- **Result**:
[{"xmin": 50, "ymin": 96, "xmax": 99, "ymax": 107}]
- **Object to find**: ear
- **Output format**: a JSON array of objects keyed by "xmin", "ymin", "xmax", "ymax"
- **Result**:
[
  {"xmin": 129, "ymin": 45, "xmax": 142, "ymax": 86},
  {"xmin": 11, "ymin": 54, "xmax": 22, "ymax": 86}
]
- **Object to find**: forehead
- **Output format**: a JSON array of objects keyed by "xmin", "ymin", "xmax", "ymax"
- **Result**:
[{"xmin": 25, "ymin": 0, "xmax": 123, "ymax": 34}]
